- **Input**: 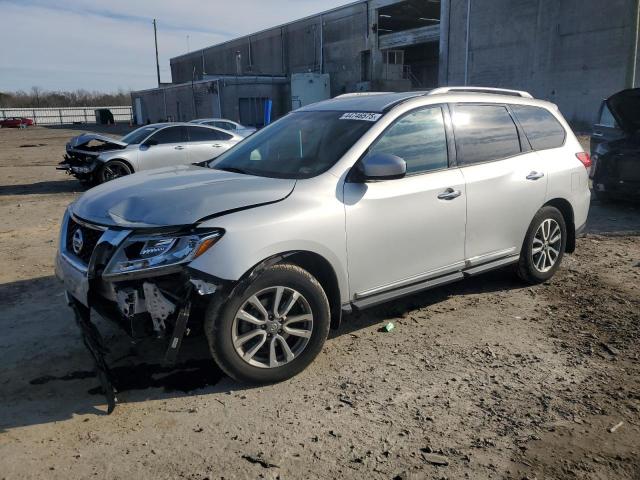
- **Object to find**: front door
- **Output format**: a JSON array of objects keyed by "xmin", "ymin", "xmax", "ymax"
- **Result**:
[
  {"xmin": 344, "ymin": 106, "xmax": 466, "ymax": 299},
  {"xmin": 138, "ymin": 126, "xmax": 189, "ymax": 170}
]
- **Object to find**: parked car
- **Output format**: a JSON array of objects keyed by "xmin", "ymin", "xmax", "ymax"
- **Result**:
[
  {"xmin": 590, "ymin": 88, "xmax": 640, "ymax": 202},
  {"xmin": 56, "ymin": 87, "xmax": 590, "ymax": 390},
  {"xmin": 0, "ymin": 117, "xmax": 34, "ymax": 128},
  {"xmin": 57, "ymin": 123, "xmax": 243, "ymax": 185},
  {"xmin": 190, "ymin": 118, "xmax": 256, "ymax": 137}
]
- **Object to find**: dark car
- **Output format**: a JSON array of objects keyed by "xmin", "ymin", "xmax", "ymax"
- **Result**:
[
  {"xmin": 590, "ymin": 88, "xmax": 640, "ymax": 201},
  {"xmin": 0, "ymin": 117, "xmax": 34, "ymax": 128}
]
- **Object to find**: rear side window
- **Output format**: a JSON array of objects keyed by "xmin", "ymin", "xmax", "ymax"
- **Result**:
[
  {"xmin": 369, "ymin": 106, "xmax": 448, "ymax": 175},
  {"xmin": 452, "ymin": 105, "xmax": 521, "ymax": 165},
  {"xmin": 187, "ymin": 126, "xmax": 231, "ymax": 141},
  {"xmin": 597, "ymin": 103, "xmax": 618, "ymax": 128},
  {"xmin": 511, "ymin": 105, "xmax": 566, "ymax": 150},
  {"xmin": 150, "ymin": 126, "xmax": 186, "ymax": 144}
]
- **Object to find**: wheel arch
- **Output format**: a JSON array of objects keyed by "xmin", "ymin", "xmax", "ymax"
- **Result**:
[
  {"xmin": 102, "ymin": 158, "xmax": 135, "ymax": 173},
  {"xmin": 236, "ymin": 250, "xmax": 343, "ymax": 330},
  {"xmin": 543, "ymin": 198, "xmax": 575, "ymax": 253}
]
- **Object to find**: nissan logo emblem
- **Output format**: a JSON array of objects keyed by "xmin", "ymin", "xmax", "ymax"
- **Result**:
[{"xmin": 72, "ymin": 228, "xmax": 84, "ymax": 255}]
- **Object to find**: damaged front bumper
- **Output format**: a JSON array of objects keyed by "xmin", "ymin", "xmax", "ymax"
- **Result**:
[
  {"xmin": 55, "ymin": 209, "xmax": 227, "ymax": 412},
  {"xmin": 57, "ymin": 160, "xmax": 98, "ymax": 176}
]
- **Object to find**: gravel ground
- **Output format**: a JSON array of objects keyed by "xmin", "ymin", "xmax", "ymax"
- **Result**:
[{"xmin": 0, "ymin": 126, "xmax": 639, "ymax": 479}]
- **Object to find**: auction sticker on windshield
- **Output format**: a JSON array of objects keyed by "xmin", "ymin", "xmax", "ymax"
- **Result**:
[{"xmin": 340, "ymin": 112, "xmax": 383, "ymax": 122}]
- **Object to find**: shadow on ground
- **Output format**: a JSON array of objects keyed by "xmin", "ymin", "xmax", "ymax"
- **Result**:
[
  {"xmin": 0, "ymin": 179, "xmax": 84, "ymax": 196},
  {"xmin": 0, "ymin": 267, "xmax": 520, "ymax": 432}
]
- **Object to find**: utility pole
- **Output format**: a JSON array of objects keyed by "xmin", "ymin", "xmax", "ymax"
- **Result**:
[{"xmin": 153, "ymin": 19, "xmax": 161, "ymax": 87}]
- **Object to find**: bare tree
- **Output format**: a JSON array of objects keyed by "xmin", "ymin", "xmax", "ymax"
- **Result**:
[{"xmin": 0, "ymin": 88, "xmax": 131, "ymax": 108}]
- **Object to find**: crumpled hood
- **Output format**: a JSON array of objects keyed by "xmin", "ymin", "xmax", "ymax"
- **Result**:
[
  {"xmin": 72, "ymin": 165, "xmax": 296, "ymax": 228},
  {"xmin": 67, "ymin": 133, "xmax": 128, "ymax": 150},
  {"xmin": 607, "ymin": 88, "xmax": 640, "ymax": 133}
]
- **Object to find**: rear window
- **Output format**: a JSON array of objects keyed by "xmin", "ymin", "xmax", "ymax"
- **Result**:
[
  {"xmin": 452, "ymin": 105, "xmax": 522, "ymax": 165},
  {"xmin": 511, "ymin": 105, "xmax": 566, "ymax": 150}
]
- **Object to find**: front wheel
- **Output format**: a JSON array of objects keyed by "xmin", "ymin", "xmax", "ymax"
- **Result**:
[
  {"xmin": 205, "ymin": 264, "xmax": 331, "ymax": 384},
  {"xmin": 517, "ymin": 206, "xmax": 567, "ymax": 284},
  {"xmin": 98, "ymin": 160, "xmax": 132, "ymax": 183}
]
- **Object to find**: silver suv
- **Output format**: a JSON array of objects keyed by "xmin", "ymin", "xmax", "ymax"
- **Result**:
[{"xmin": 56, "ymin": 87, "xmax": 591, "ymax": 386}]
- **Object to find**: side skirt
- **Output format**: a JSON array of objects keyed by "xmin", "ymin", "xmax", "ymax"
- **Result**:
[{"xmin": 347, "ymin": 255, "xmax": 520, "ymax": 312}]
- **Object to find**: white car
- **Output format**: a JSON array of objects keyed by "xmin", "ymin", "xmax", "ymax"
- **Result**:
[
  {"xmin": 58, "ymin": 123, "xmax": 244, "ymax": 184},
  {"xmin": 56, "ymin": 87, "xmax": 590, "ymax": 401},
  {"xmin": 190, "ymin": 118, "xmax": 256, "ymax": 137}
]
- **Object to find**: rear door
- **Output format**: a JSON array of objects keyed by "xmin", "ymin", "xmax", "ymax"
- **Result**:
[
  {"xmin": 451, "ymin": 103, "xmax": 547, "ymax": 265},
  {"xmin": 186, "ymin": 125, "xmax": 235, "ymax": 163},
  {"xmin": 138, "ymin": 126, "xmax": 188, "ymax": 170}
]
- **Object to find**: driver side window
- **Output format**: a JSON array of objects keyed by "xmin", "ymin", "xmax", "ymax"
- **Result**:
[{"xmin": 369, "ymin": 107, "xmax": 448, "ymax": 175}]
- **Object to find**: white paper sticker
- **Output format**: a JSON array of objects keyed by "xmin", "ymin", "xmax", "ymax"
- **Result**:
[{"xmin": 339, "ymin": 112, "xmax": 383, "ymax": 122}]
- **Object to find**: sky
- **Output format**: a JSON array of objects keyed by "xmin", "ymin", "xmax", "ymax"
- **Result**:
[{"xmin": 0, "ymin": 0, "xmax": 354, "ymax": 93}]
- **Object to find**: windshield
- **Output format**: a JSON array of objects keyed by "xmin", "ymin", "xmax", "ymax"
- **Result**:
[
  {"xmin": 121, "ymin": 126, "xmax": 160, "ymax": 145},
  {"xmin": 210, "ymin": 111, "xmax": 377, "ymax": 179}
]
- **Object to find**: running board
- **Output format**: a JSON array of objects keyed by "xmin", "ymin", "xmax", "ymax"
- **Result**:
[{"xmin": 349, "ymin": 255, "xmax": 520, "ymax": 311}]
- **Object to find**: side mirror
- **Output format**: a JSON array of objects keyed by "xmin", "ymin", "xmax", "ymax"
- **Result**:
[{"xmin": 359, "ymin": 152, "xmax": 406, "ymax": 181}]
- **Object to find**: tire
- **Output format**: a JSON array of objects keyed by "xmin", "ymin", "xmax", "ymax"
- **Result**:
[
  {"xmin": 98, "ymin": 160, "xmax": 132, "ymax": 183},
  {"xmin": 517, "ymin": 206, "xmax": 567, "ymax": 284},
  {"xmin": 205, "ymin": 264, "xmax": 331, "ymax": 384}
]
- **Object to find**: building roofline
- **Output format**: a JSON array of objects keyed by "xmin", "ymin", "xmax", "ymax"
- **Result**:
[
  {"xmin": 169, "ymin": 0, "xmax": 368, "ymax": 63},
  {"xmin": 131, "ymin": 75, "xmax": 288, "ymax": 95}
]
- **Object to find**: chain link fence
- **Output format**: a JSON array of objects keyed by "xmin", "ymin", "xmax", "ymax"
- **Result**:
[{"xmin": 0, "ymin": 106, "xmax": 133, "ymax": 125}]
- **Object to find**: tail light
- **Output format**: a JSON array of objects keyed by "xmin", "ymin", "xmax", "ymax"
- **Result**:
[{"xmin": 576, "ymin": 152, "xmax": 592, "ymax": 169}]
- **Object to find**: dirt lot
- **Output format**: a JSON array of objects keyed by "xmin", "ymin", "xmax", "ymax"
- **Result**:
[{"xmin": 0, "ymin": 126, "xmax": 639, "ymax": 479}]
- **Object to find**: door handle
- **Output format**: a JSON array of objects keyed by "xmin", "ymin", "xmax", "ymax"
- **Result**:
[
  {"xmin": 592, "ymin": 131, "xmax": 603, "ymax": 137},
  {"xmin": 437, "ymin": 188, "xmax": 462, "ymax": 200},
  {"xmin": 174, "ymin": 145, "xmax": 185, "ymax": 150},
  {"xmin": 526, "ymin": 171, "xmax": 545, "ymax": 181},
  {"xmin": 211, "ymin": 144, "xmax": 222, "ymax": 147}
]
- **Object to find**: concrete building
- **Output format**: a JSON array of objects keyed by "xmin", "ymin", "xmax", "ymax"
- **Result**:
[{"xmin": 132, "ymin": 0, "xmax": 640, "ymax": 128}]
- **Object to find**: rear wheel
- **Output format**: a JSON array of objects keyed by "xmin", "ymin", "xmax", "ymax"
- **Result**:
[
  {"xmin": 205, "ymin": 264, "xmax": 330, "ymax": 384},
  {"xmin": 517, "ymin": 206, "xmax": 567, "ymax": 284},
  {"xmin": 98, "ymin": 160, "xmax": 132, "ymax": 183}
]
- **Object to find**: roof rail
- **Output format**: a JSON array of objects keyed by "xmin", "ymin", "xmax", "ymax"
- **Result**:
[
  {"xmin": 428, "ymin": 87, "xmax": 533, "ymax": 99},
  {"xmin": 334, "ymin": 92, "xmax": 393, "ymax": 99}
]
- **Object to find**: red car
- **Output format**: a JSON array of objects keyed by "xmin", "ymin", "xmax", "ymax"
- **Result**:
[{"xmin": 0, "ymin": 117, "xmax": 34, "ymax": 128}]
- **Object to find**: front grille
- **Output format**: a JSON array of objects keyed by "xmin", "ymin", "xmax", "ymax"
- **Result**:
[{"xmin": 66, "ymin": 217, "xmax": 104, "ymax": 264}]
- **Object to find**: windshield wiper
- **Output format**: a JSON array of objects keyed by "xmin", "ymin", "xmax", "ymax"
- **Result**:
[{"xmin": 215, "ymin": 166, "xmax": 252, "ymax": 175}]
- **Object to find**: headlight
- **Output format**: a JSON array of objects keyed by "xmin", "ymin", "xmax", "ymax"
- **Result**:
[{"xmin": 103, "ymin": 230, "xmax": 223, "ymax": 277}]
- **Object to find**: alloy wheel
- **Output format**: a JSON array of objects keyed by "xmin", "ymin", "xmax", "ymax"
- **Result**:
[
  {"xmin": 532, "ymin": 218, "xmax": 562, "ymax": 273},
  {"xmin": 231, "ymin": 286, "xmax": 314, "ymax": 368},
  {"xmin": 103, "ymin": 163, "xmax": 130, "ymax": 181}
]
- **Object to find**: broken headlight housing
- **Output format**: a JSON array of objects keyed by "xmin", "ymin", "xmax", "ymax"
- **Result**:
[{"xmin": 103, "ymin": 230, "xmax": 223, "ymax": 278}]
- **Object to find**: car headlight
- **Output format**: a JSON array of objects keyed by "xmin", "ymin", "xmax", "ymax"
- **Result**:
[{"xmin": 103, "ymin": 230, "xmax": 223, "ymax": 277}]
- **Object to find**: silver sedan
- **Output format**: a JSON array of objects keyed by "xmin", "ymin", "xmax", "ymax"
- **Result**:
[
  {"xmin": 59, "ymin": 123, "xmax": 244, "ymax": 184},
  {"xmin": 190, "ymin": 118, "xmax": 257, "ymax": 137}
]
